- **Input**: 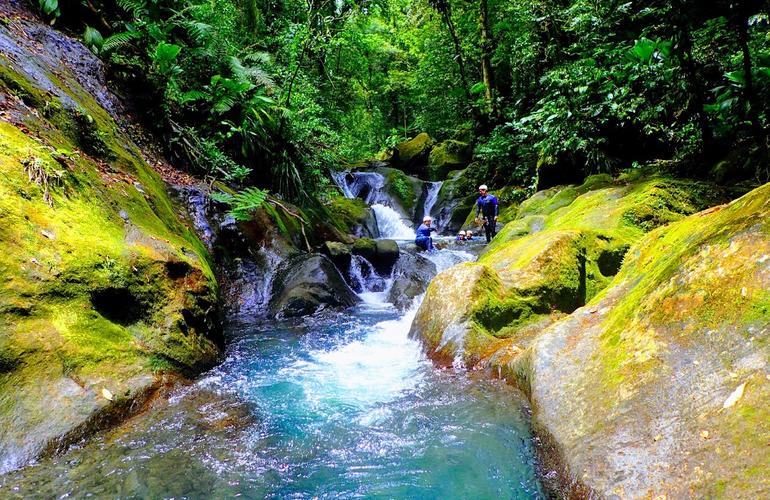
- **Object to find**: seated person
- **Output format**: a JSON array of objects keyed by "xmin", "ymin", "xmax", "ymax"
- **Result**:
[
  {"xmin": 456, "ymin": 230, "xmax": 467, "ymax": 241},
  {"xmin": 465, "ymin": 231, "xmax": 474, "ymax": 241},
  {"xmin": 415, "ymin": 216, "xmax": 437, "ymax": 251}
]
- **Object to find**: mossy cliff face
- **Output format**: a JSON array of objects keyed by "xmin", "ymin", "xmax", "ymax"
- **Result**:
[
  {"xmin": 0, "ymin": 14, "xmax": 219, "ymax": 472},
  {"xmin": 495, "ymin": 183, "xmax": 770, "ymax": 498},
  {"xmin": 411, "ymin": 172, "xmax": 727, "ymax": 367}
]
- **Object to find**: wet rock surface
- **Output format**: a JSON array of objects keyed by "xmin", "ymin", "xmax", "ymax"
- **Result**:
[
  {"xmin": 269, "ymin": 254, "xmax": 360, "ymax": 318},
  {"xmin": 411, "ymin": 168, "xmax": 769, "ymax": 497},
  {"xmin": 511, "ymin": 184, "xmax": 770, "ymax": 498},
  {"xmin": 387, "ymin": 251, "xmax": 438, "ymax": 310},
  {"xmin": 0, "ymin": 6, "xmax": 222, "ymax": 473}
]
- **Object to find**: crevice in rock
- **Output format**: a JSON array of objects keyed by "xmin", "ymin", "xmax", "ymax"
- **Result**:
[{"xmin": 90, "ymin": 287, "xmax": 147, "ymax": 325}]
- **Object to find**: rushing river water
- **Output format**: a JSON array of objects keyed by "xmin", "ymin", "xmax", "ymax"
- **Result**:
[{"xmin": 0, "ymin": 249, "xmax": 544, "ymax": 498}]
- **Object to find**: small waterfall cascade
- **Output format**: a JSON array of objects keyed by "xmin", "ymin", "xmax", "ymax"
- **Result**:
[
  {"xmin": 332, "ymin": 170, "xmax": 391, "ymax": 205},
  {"xmin": 423, "ymin": 181, "xmax": 443, "ymax": 217},
  {"xmin": 371, "ymin": 204, "xmax": 415, "ymax": 239},
  {"xmin": 348, "ymin": 255, "xmax": 387, "ymax": 293}
]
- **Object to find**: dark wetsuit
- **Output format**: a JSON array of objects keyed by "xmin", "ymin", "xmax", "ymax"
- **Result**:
[
  {"xmin": 415, "ymin": 223, "xmax": 436, "ymax": 251},
  {"xmin": 476, "ymin": 193, "xmax": 499, "ymax": 243}
]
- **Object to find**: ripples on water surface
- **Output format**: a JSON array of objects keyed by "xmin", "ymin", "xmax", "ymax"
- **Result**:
[{"xmin": 1, "ymin": 268, "xmax": 544, "ymax": 499}]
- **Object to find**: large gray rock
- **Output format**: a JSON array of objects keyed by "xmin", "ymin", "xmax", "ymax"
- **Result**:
[
  {"xmin": 373, "ymin": 239, "xmax": 400, "ymax": 274},
  {"xmin": 387, "ymin": 252, "xmax": 438, "ymax": 310},
  {"xmin": 321, "ymin": 241, "xmax": 352, "ymax": 271},
  {"xmin": 269, "ymin": 254, "xmax": 359, "ymax": 318}
]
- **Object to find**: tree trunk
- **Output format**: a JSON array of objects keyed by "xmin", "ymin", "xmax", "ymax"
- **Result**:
[
  {"xmin": 441, "ymin": 8, "xmax": 472, "ymax": 101},
  {"xmin": 672, "ymin": 1, "xmax": 713, "ymax": 158},
  {"xmin": 479, "ymin": 0, "xmax": 498, "ymax": 118},
  {"xmin": 734, "ymin": 11, "xmax": 768, "ymax": 164}
]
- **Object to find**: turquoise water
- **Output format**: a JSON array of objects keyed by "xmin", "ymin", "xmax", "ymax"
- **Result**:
[{"xmin": 1, "ymin": 283, "xmax": 544, "ymax": 498}]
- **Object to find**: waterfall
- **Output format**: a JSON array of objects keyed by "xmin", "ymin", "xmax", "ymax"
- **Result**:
[
  {"xmin": 331, "ymin": 171, "xmax": 354, "ymax": 198},
  {"xmin": 333, "ymin": 170, "xmax": 391, "ymax": 205},
  {"xmin": 423, "ymin": 181, "xmax": 443, "ymax": 217},
  {"xmin": 371, "ymin": 204, "xmax": 415, "ymax": 240}
]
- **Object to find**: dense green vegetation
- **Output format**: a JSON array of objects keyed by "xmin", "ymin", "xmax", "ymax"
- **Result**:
[{"xmin": 40, "ymin": 0, "xmax": 769, "ymax": 201}]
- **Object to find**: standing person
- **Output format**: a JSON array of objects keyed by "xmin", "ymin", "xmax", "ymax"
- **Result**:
[
  {"xmin": 415, "ymin": 216, "xmax": 437, "ymax": 252},
  {"xmin": 475, "ymin": 184, "xmax": 498, "ymax": 243}
]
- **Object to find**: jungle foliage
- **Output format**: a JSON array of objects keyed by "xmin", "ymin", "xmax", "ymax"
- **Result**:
[{"xmin": 40, "ymin": 0, "xmax": 770, "ymax": 200}]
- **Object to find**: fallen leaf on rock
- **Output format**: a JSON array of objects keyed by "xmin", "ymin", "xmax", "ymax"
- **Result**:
[
  {"xmin": 101, "ymin": 388, "xmax": 114, "ymax": 401},
  {"xmin": 722, "ymin": 382, "xmax": 747, "ymax": 409}
]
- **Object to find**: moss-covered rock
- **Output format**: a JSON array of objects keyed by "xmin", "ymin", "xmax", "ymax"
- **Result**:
[
  {"xmin": 411, "ymin": 173, "xmax": 729, "ymax": 367},
  {"xmin": 433, "ymin": 168, "xmax": 478, "ymax": 232},
  {"xmin": 408, "ymin": 263, "xmax": 503, "ymax": 366},
  {"xmin": 491, "ymin": 182, "xmax": 770, "ymax": 497},
  {"xmin": 393, "ymin": 132, "xmax": 433, "ymax": 176},
  {"xmin": 427, "ymin": 140, "xmax": 471, "ymax": 181},
  {"xmin": 351, "ymin": 237, "xmax": 377, "ymax": 262},
  {"xmin": 0, "ymin": 15, "xmax": 220, "ymax": 472},
  {"xmin": 379, "ymin": 167, "xmax": 422, "ymax": 214},
  {"xmin": 325, "ymin": 196, "xmax": 379, "ymax": 239}
]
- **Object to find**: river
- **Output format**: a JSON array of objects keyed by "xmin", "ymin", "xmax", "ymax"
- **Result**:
[{"xmin": 0, "ymin": 247, "xmax": 544, "ymax": 498}]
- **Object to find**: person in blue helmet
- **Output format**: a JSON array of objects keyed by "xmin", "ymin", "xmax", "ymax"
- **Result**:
[
  {"xmin": 415, "ymin": 215, "xmax": 437, "ymax": 252},
  {"xmin": 475, "ymin": 184, "xmax": 498, "ymax": 243}
]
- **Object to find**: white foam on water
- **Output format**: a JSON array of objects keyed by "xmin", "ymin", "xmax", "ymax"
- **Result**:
[
  {"xmin": 281, "ymin": 300, "xmax": 425, "ymax": 409},
  {"xmin": 371, "ymin": 204, "xmax": 415, "ymax": 240},
  {"xmin": 424, "ymin": 248, "xmax": 475, "ymax": 272}
]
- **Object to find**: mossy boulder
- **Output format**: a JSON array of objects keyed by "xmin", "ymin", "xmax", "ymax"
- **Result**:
[
  {"xmin": 0, "ymin": 18, "xmax": 221, "ymax": 472},
  {"xmin": 351, "ymin": 237, "xmax": 377, "ymax": 262},
  {"xmin": 373, "ymin": 239, "xmax": 400, "ymax": 274},
  {"xmin": 411, "ymin": 173, "xmax": 729, "ymax": 367},
  {"xmin": 351, "ymin": 237, "xmax": 399, "ymax": 275},
  {"xmin": 491, "ymin": 182, "xmax": 770, "ymax": 497},
  {"xmin": 321, "ymin": 241, "xmax": 352, "ymax": 271},
  {"xmin": 268, "ymin": 254, "xmax": 359, "ymax": 318},
  {"xmin": 409, "ymin": 263, "xmax": 502, "ymax": 366},
  {"xmin": 325, "ymin": 196, "xmax": 379, "ymax": 238},
  {"xmin": 375, "ymin": 166, "xmax": 423, "ymax": 216},
  {"xmin": 427, "ymin": 140, "xmax": 471, "ymax": 181},
  {"xmin": 393, "ymin": 132, "xmax": 433, "ymax": 176},
  {"xmin": 433, "ymin": 168, "xmax": 478, "ymax": 232}
]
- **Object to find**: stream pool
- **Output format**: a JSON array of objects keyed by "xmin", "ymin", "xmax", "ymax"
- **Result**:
[{"xmin": 1, "ymin": 250, "xmax": 544, "ymax": 499}]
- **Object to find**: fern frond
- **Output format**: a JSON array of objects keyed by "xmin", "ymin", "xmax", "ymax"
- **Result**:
[
  {"xmin": 182, "ymin": 21, "xmax": 212, "ymax": 45},
  {"xmin": 227, "ymin": 187, "xmax": 269, "ymax": 221},
  {"xmin": 116, "ymin": 0, "xmax": 147, "ymax": 18},
  {"xmin": 101, "ymin": 30, "xmax": 141, "ymax": 52},
  {"xmin": 243, "ymin": 51, "xmax": 272, "ymax": 65},
  {"xmin": 229, "ymin": 56, "xmax": 275, "ymax": 89},
  {"xmin": 178, "ymin": 89, "xmax": 208, "ymax": 104}
]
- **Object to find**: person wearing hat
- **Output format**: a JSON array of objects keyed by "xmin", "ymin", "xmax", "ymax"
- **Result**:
[
  {"xmin": 415, "ymin": 215, "xmax": 437, "ymax": 252},
  {"xmin": 456, "ymin": 230, "xmax": 467, "ymax": 241},
  {"xmin": 475, "ymin": 184, "xmax": 498, "ymax": 243}
]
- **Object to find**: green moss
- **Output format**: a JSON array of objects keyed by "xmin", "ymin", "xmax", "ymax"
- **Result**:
[
  {"xmin": 427, "ymin": 140, "xmax": 470, "ymax": 181},
  {"xmin": 385, "ymin": 169, "xmax": 417, "ymax": 209},
  {"xmin": 0, "ymin": 53, "xmax": 221, "ymax": 456},
  {"xmin": 352, "ymin": 237, "xmax": 376, "ymax": 254},
  {"xmin": 395, "ymin": 132, "xmax": 433, "ymax": 162}
]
